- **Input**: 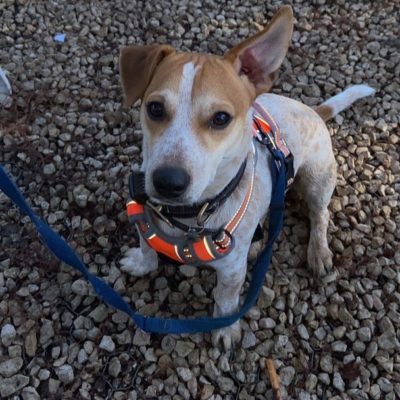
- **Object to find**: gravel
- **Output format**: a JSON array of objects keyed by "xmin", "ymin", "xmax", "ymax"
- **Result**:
[{"xmin": 0, "ymin": 0, "xmax": 399, "ymax": 399}]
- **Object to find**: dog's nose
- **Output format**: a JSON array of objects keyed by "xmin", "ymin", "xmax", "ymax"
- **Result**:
[{"xmin": 152, "ymin": 166, "xmax": 190, "ymax": 198}]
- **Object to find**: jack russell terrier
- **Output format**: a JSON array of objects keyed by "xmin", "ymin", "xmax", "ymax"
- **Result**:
[{"xmin": 118, "ymin": 6, "xmax": 375, "ymax": 348}]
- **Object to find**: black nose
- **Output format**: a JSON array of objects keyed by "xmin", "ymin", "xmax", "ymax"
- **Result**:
[{"xmin": 152, "ymin": 166, "xmax": 190, "ymax": 198}]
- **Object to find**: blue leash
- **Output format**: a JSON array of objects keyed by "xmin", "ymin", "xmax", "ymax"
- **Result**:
[{"xmin": 0, "ymin": 150, "xmax": 286, "ymax": 334}]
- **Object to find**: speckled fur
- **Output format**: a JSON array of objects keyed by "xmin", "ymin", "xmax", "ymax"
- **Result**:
[{"xmin": 119, "ymin": 6, "xmax": 374, "ymax": 348}]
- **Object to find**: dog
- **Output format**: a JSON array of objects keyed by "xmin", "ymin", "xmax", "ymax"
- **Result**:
[{"xmin": 118, "ymin": 6, "xmax": 374, "ymax": 348}]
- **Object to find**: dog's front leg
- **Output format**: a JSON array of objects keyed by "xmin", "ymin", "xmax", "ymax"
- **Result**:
[
  {"xmin": 211, "ymin": 250, "xmax": 248, "ymax": 350},
  {"xmin": 120, "ymin": 233, "xmax": 158, "ymax": 276}
]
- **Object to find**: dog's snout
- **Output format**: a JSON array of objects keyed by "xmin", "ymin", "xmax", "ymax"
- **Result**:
[{"xmin": 152, "ymin": 166, "xmax": 190, "ymax": 198}]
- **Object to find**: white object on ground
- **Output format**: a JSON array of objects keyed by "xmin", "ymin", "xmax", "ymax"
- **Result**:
[
  {"xmin": 54, "ymin": 33, "xmax": 66, "ymax": 42},
  {"xmin": 0, "ymin": 67, "xmax": 12, "ymax": 107}
]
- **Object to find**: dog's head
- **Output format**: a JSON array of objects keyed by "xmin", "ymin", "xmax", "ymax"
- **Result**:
[{"xmin": 120, "ymin": 6, "xmax": 293, "ymax": 204}]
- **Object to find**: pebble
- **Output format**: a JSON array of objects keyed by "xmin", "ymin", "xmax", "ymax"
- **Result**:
[
  {"xmin": 73, "ymin": 185, "xmax": 90, "ymax": 208},
  {"xmin": 1, "ymin": 374, "xmax": 27, "ymax": 398},
  {"xmin": 132, "ymin": 330, "xmax": 151, "ymax": 346},
  {"xmin": 25, "ymin": 331, "xmax": 38, "ymax": 358},
  {"xmin": 333, "ymin": 372, "xmax": 345, "ymax": 392},
  {"xmin": 1, "ymin": 324, "xmax": 16, "ymax": 346},
  {"xmin": 177, "ymin": 367, "xmax": 193, "ymax": 382},
  {"xmin": 0, "ymin": 357, "xmax": 23, "ymax": 377},
  {"xmin": 280, "ymin": 366, "xmax": 296, "ymax": 386},
  {"xmin": 108, "ymin": 357, "xmax": 121, "ymax": 377},
  {"xmin": 242, "ymin": 331, "xmax": 257, "ymax": 349},
  {"xmin": 56, "ymin": 365, "xmax": 74, "ymax": 384},
  {"xmin": 99, "ymin": 335, "xmax": 116, "ymax": 352}
]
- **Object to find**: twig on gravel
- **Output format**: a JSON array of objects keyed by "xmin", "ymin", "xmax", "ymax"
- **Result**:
[{"xmin": 266, "ymin": 358, "xmax": 282, "ymax": 400}]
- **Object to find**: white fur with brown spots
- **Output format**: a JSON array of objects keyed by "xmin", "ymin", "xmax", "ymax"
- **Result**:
[{"xmin": 119, "ymin": 6, "xmax": 375, "ymax": 349}]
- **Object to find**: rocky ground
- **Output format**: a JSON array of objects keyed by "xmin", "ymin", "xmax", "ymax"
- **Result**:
[{"xmin": 0, "ymin": 0, "xmax": 399, "ymax": 399}]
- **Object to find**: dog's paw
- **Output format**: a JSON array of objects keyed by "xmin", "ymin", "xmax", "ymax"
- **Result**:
[
  {"xmin": 211, "ymin": 321, "xmax": 241, "ymax": 350},
  {"xmin": 120, "ymin": 247, "xmax": 158, "ymax": 276},
  {"xmin": 307, "ymin": 242, "xmax": 333, "ymax": 277}
]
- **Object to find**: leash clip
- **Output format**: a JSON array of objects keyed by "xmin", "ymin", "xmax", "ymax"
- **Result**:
[
  {"xmin": 146, "ymin": 200, "xmax": 174, "ymax": 228},
  {"xmin": 196, "ymin": 202, "xmax": 211, "ymax": 226}
]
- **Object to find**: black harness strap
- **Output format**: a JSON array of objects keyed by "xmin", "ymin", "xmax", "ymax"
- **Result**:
[{"xmin": 129, "ymin": 158, "xmax": 247, "ymax": 219}]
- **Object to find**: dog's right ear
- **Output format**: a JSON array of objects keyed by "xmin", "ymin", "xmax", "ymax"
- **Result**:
[{"xmin": 119, "ymin": 45, "xmax": 175, "ymax": 108}]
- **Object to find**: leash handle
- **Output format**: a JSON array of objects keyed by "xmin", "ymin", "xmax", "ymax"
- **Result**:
[{"xmin": 0, "ymin": 157, "xmax": 286, "ymax": 334}]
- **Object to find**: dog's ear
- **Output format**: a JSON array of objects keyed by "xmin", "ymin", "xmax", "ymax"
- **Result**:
[
  {"xmin": 119, "ymin": 45, "xmax": 175, "ymax": 107},
  {"xmin": 224, "ymin": 6, "xmax": 293, "ymax": 94}
]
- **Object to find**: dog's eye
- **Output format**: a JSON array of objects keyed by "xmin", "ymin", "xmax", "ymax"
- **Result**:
[
  {"xmin": 210, "ymin": 112, "xmax": 232, "ymax": 129},
  {"xmin": 147, "ymin": 102, "xmax": 165, "ymax": 121}
]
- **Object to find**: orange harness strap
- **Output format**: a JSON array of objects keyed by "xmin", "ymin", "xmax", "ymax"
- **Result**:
[{"xmin": 127, "ymin": 200, "xmax": 232, "ymax": 264}]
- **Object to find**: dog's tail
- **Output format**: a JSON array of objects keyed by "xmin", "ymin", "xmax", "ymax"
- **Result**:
[{"xmin": 315, "ymin": 84, "xmax": 375, "ymax": 122}]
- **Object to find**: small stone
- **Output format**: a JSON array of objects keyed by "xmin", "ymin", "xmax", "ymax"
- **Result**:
[
  {"xmin": 161, "ymin": 336, "xmax": 176, "ymax": 354},
  {"xmin": 108, "ymin": 357, "xmax": 121, "ymax": 378},
  {"xmin": 177, "ymin": 367, "xmax": 193, "ymax": 382},
  {"xmin": 0, "ymin": 357, "xmax": 23, "ymax": 377},
  {"xmin": 180, "ymin": 264, "xmax": 196, "ymax": 278},
  {"xmin": 375, "ymin": 118, "xmax": 388, "ymax": 132},
  {"xmin": 71, "ymin": 279, "xmax": 89, "ymax": 296},
  {"xmin": 73, "ymin": 185, "xmax": 90, "ymax": 208},
  {"xmin": 305, "ymin": 374, "xmax": 318, "ymax": 391},
  {"xmin": 280, "ymin": 366, "xmax": 295, "ymax": 386},
  {"xmin": 175, "ymin": 340, "xmax": 195, "ymax": 357},
  {"xmin": 338, "ymin": 306, "xmax": 356, "ymax": 326},
  {"xmin": 0, "ymin": 374, "xmax": 30, "ymax": 397},
  {"xmin": 1, "ymin": 324, "xmax": 16, "ymax": 346},
  {"xmin": 56, "ymin": 365, "xmax": 74, "ymax": 384},
  {"xmin": 258, "ymin": 287, "xmax": 275, "ymax": 308},
  {"xmin": 377, "ymin": 331, "xmax": 400, "ymax": 351},
  {"xmin": 318, "ymin": 373, "xmax": 330, "ymax": 385},
  {"xmin": 218, "ymin": 377, "xmax": 235, "ymax": 392},
  {"xmin": 333, "ymin": 372, "xmax": 345, "ymax": 392},
  {"xmin": 25, "ymin": 331, "xmax": 37, "ymax": 358},
  {"xmin": 377, "ymin": 377, "xmax": 393, "ymax": 393},
  {"xmin": 366, "ymin": 341, "xmax": 378, "ymax": 361},
  {"xmin": 99, "ymin": 335, "xmax": 115, "ymax": 352},
  {"xmin": 259, "ymin": 318, "xmax": 276, "ymax": 329},
  {"xmin": 297, "ymin": 324, "xmax": 309, "ymax": 340},
  {"xmin": 201, "ymin": 384, "xmax": 214, "ymax": 400},
  {"xmin": 242, "ymin": 331, "xmax": 257, "ymax": 349},
  {"xmin": 205, "ymin": 360, "xmax": 220, "ymax": 380},
  {"xmin": 357, "ymin": 327, "xmax": 371, "ymax": 342},
  {"xmin": 48, "ymin": 379, "xmax": 61, "ymax": 395},
  {"xmin": 331, "ymin": 341, "xmax": 347, "ymax": 352},
  {"xmin": 320, "ymin": 354, "xmax": 333, "ymax": 373},
  {"xmin": 132, "ymin": 330, "xmax": 151, "ymax": 346},
  {"xmin": 79, "ymin": 98, "xmax": 93, "ymax": 111},
  {"xmin": 38, "ymin": 369, "xmax": 50, "ymax": 381},
  {"xmin": 40, "ymin": 320, "xmax": 54, "ymax": 345},
  {"xmin": 88, "ymin": 305, "xmax": 109, "ymax": 323},
  {"xmin": 21, "ymin": 386, "xmax": 40, "ymax": 400},
  {"xmin": 314, "ymin": 327, "xmax": 327, "ymax": 340}
]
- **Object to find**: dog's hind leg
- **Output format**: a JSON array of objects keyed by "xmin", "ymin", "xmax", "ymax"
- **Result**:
[
  {"xmin": 120, "ymin": 234, "xmax": 159, "ymax": 276},
  {"xmin": 296, "ymin": 156, "xmax": 337, "ymax": 276}
]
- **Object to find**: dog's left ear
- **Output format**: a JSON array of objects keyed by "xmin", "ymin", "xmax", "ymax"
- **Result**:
[{"xmin": 224, "ymin": 6, "xmax": 293, "ymax": 95}]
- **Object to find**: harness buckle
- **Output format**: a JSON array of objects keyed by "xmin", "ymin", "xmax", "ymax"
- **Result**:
[
  {"xmin": 196, "ymin": 202, "xmax": 211, "ymax": 226},
  {"xmin": 145, "ymin": 200, "xmax": 174, "ymax": 228}
]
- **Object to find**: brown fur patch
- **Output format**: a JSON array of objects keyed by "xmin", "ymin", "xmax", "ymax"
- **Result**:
[
  {"xmin": 142, "ymin": 53, "xmax": 255, "ymax": 149},
  {"xmin": 315, "ymin": 104, "xmax": 333, "ymax": 122}
]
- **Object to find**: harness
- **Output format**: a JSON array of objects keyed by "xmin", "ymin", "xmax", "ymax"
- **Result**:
[
  {"xmin": 0, "ymin": 101, "xmax": 293, "ymax": 335},
  {"xmin": 126, "ymin": 102, "xmax": 294, "ymax": 265}
]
